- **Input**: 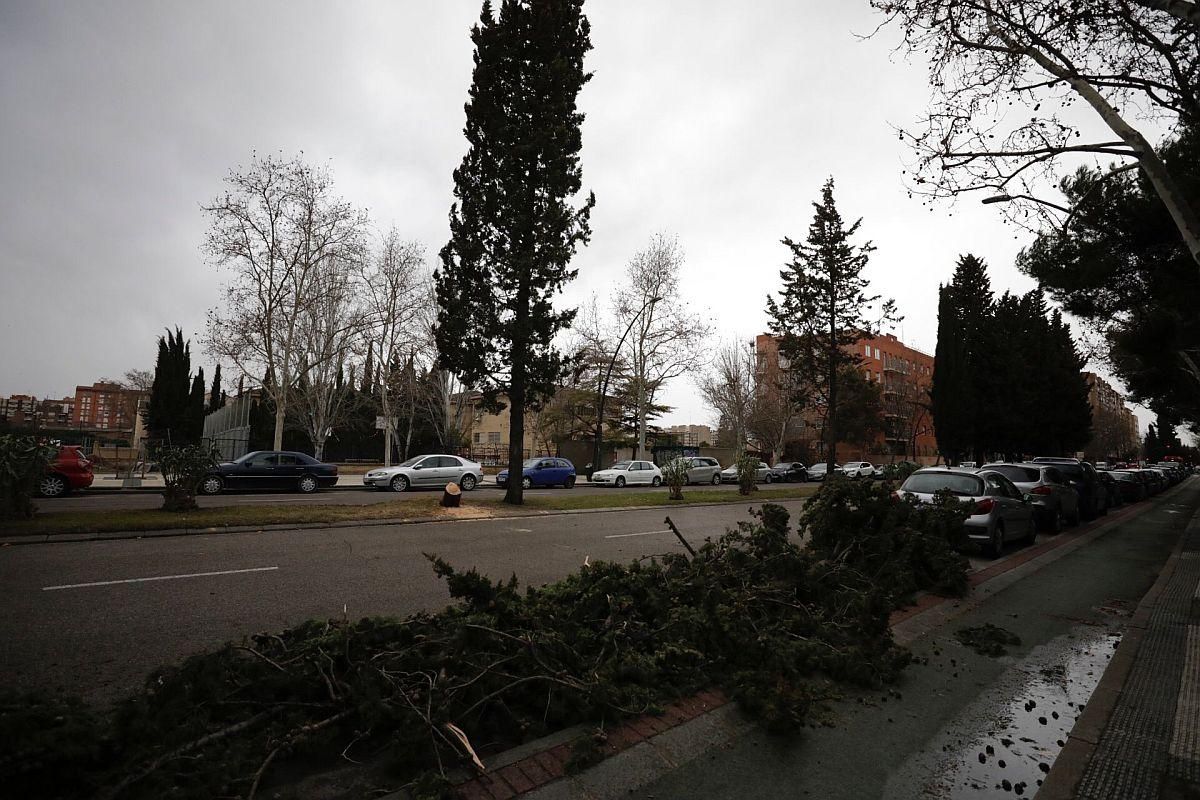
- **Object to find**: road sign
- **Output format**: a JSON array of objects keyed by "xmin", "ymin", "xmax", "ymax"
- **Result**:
[{"xmin": 375, "ymin": 416, "xmax": 398, "ymax": 430}]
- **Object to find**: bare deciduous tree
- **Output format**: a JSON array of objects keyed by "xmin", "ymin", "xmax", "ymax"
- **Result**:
[
  {"xmin": 204, "ymin": 153, "xmax": 369, "ymax": 452},
  {"xmin": 875, "ymin": 0, "xmax": 1200, "ymax": 266},
  {"xmin": 697, "ymin": 340, "xmax": 755, "ymax": 453},
  {"xmin": 358, "ymin": 231, "xmax": 433, "ymax": 465},
  {"xmin": 614, "ymin": 234, "xmax": 711, "ymax": 458},
  {"xmin": 288, "ymin": 255, "xmax": 363, "ymax": 461},
  {"xmin": 748, "ymin": 366, "xmax": 804, "ymax": 463}
]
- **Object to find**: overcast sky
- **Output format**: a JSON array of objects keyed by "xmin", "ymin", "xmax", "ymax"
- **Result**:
[{"xmin": 0, "ymin": 1, "xmax": 1156, "ymax": 434}]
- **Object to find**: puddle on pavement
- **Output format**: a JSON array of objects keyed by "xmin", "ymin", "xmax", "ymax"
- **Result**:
[{"xmin": 922, "ymin": 629, "xmax": 1121, "ymax": 798}]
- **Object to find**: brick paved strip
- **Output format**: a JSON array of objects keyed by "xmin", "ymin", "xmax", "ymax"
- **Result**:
[{"xmin": 1168, "ymin": 624, "xmax": 1200, "ymax": 769}]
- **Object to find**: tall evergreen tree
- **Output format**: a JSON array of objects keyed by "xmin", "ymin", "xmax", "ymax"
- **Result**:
[
  {"xmin": 766, "ymin": 178, "xmax": 897, "ymax": 472},
  {"xmin": 361, "ymin": 343, "xmax": 375, "ymax": 396},
  {"xmin": 931, "ymin": 285, "xmax": 972, "ymax": 463},
  {"xmin": 207, "ymin": 364, "xmax": 224, "ymax": 414},
  {"xmin": 144, "ymin": 327, "xmax": 193, "ymax": 446},
  {"xmin": 435, "ymin": 0, "xmax": 595, "ymax": 505},
  {"xmin": 1044, "ymin": 310, "xmax": 1092, "ymax": 455},
  {"xmin": 187, "ymin": 368, "xmax": 206, "ymax": 445},
  {"xmin": 1144, "ymin": 423, "xmax": 1161, "ymax": 462}
]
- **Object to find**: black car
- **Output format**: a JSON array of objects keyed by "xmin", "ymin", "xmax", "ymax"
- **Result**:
[
  {"xmin": 1106, "ymin": 470, "xmax": 1148, "ymax": 503},
  {"xmin": 769, "ymin": 462, "xmax": 809, "ymax": 482},
  {"xmin": 199, "ymin": 451, "xmax": 339, "ymax": 495},
  {"xmin": 1031, "ymin": 457, "xmax": 1108, "ymax": 520},
  {"xmin": 1095, "ymin": 471, "xmax": 1124, "ymax": 509}
]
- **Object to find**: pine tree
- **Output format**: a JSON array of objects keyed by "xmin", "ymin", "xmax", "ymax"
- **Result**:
[
  {"xmin": 931, "ymin": 254, "xmax": 994, "ymax": 461},
  {"xmin": 435, "ymin": 0, "xmax": 595, "ymax": 505},
  {"xmin": 361, "ymin": 343, "xmax": 375, "ymax": 396},
  {"xmin": 207, "ymin": 364, "xmax": 224, "ymax": 414},
  {"xmin": 1045, "ymin": 310, "xmax": 1092, "ymax": 455},
  {"xmin": 145, "ymin": 327, "xmax": 193, "ymax": 446},
  {"xmin": 765, "ymin": 178, "xmax": 897, "ymax": 471}
]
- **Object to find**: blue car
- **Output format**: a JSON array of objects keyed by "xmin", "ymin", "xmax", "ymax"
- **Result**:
[{"xmin": 496, "ymin": 457, "xmax": 577, "ymax": 489}]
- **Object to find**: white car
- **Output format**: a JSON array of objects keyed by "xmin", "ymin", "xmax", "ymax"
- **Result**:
[
  {"xmin": 591, "ymin": 460, "xmax": 662, "ymax": 488},
  {"xmin": 719, "ymin": 460, "xmax": 773, "ymax": 484},
  {"xmin": 363, "ymin": 454, "xmax": 484, "ymax": 492},
  {"xmin": 838, "ymin": 461, "xmax": 876, "ymax": 479}
]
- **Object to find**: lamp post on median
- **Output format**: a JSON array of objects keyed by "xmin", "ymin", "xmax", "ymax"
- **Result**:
[{"xmin": 590, "ymin": 294, "xmax": 662, "ymax": 479}]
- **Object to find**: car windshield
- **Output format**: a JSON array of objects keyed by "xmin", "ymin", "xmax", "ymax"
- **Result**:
[
  {"xmin": 1054, "ymin": 464, "xmax": 1084, "ymax": 479},
  {"xmin": 235, "ymin": 451, "xmax": 263, "ymax": 464},
  {"xmin": 986, "ymin": 465, "xmax": 1039, "ymax": 482},
  {"xmin": 523, "ymin": 459, "xmax": 540, "ymax": 468},
  {"xmin": 810, "ymin": 464, "xmax": 828, "ymax": 472},
  {"xmin": 902, "ymin": 472, "xmax": 984, "ymax": 497},
  {"xmin": 610, "ymin": 461, "xmax": 631, "ymax": 470}
]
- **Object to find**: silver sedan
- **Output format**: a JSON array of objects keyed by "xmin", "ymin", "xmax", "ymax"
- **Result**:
[
  {"xmin": 363, "ymin": 454, "xmax": 484, "ymax": 492},
  {"xmin": 899, "ymin": 467, "xmax": 1036, "ymax": 556}
]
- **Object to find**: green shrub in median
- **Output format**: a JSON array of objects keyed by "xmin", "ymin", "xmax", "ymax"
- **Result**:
[
  {"xmin": 735, "ymin": 453, "xmax": 758, "ymax": 495},
  {"xmin": 157, "ymin": 444, "xmax": 218, "ymax": 512},
  {"xmin": 0, "ymin": 435, "xmax": 57, "ymax": 520},
  {"xmin": 662, "ymin": 457, "xmax": 688, "ymax": 501},
  {"xmin": 14, "ymin": 502, "xmax": 947, "ymax": 798}
]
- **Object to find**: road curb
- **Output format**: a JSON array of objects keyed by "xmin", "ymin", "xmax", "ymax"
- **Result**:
[
  {"xmin": 0, "ymin": 495, "xmax": 815, "ymax": 546},
  {"xmin": 1037, "ymin": 485, "xmax": 1200, "ymax": 800}
]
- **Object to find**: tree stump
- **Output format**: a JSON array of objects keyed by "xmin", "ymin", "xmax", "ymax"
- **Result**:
[{"xmin": 441, "ymin": 482, "xmax": 462, "ymax": 508}]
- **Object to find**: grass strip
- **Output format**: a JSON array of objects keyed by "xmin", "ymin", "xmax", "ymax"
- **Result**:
[{"xmin": 5, "ymin": 486, "xmax": 818, "ymax": 537}]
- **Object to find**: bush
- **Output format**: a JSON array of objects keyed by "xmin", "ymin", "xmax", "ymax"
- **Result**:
[
  {"xmin": 662, "ymin": 458, "xmax": 688, "ymax": 501},
  {"xmin": 0, "ymin": 435, "xmax": 57, "ymax": 520},
  {"xmin": 157, "ymin": 445, "xmax": 218, "ymax": 512},
  {"xmin": 799, "ymin": 478, "xmax": 972, "ymax": 601},
  {"xmin": 735, "ymin": 453, "xmax": 758, "ymax": 495}
]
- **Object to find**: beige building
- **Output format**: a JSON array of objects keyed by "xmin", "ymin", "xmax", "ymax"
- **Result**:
[
  {"xmin": 664, "ymin": 424, "xmax": 714, "ymax": 447},
  {"xmin": 1082, "ymin": 372, "xmax": 1140, "ymax": 460}
]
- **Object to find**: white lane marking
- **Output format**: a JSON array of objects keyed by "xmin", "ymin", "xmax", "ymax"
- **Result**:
[
  {"xmin": 513, "ymin": 528, "xmax": 532, "ymax": 533},
  {"xmin": 42, "ymin": 566, "xmax": 279, "ymax": 591},
  {"xmin": 604, "ymin": 529, "xmax": 672, "ymax": 539}
]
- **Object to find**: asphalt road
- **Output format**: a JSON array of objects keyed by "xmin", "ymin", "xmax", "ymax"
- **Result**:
[
  {"xmin": 0, "ymin": 499, "xmax": 812, "ymax": 704},
  {"xmin": 34, "ymin": 479, "xmax": 775, "ymax": 513}
]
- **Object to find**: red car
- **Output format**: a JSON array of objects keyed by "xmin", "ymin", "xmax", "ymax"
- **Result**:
[{"xmin": 40, "ymin": 445, "xmax": 94, "ymax": 497}]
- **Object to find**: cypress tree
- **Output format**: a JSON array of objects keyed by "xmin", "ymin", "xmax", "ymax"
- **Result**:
[
  {"xmin": 207, "ymin": 364, "xmax": 224, "ymax": 414},
  {"xmin": 436, "ymin": 0, "xmax": 595, "ymax": 505},
  {"xmin": 1145, "ymin": 423, "xmax": 1161, "ymax": 461},
  {"xmin": 931, "ymin": 286, "xmax": 972, "ymax": 464},
  {"xmin": 932, "ymin": 254, "xmax": 994, "ymax": 461},
  {"xmin": 188, "ymin": 368, "xmax": 206, "ymax": 445},
  {"xmin": 1046, "ymin": 310, "xmax": 1092, "ymax": 455},
  {"xmin": 145, "ymin": 327, "xmax": 193, "ymax": 446},
  {"xmin": 361, "ymin": 343, "xmax": 375, "ymax": 396},
  {"xmin": 765, "ymin": 178, "xmax": 897, "ymax": 472}
]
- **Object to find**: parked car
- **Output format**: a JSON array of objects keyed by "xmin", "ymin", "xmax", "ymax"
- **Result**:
[
  {"xmin": 1106, "ymin": 470, "xmax": 1148, "ymax": 503},
  {"xmin": 1095, "ymin": 471, "xmax": 1124, "ymax": 509},
  {"xmin": 1031, "ymin": 457, "xmax": 1108, "ymax": 520},
  {"xmin": 720, "ymin": 460, "xmax": 774, "ymax": 484},
  {"xmin": 838, "ymin": 461, "xmax": 876, "ymax": 479},
  {"xmin": 39, "ymin": 445, "xmax": 94, "ymax": 497},
  {"xmin": 591, "ymin": 460, "xmax": 662, "ymax": 488},
  {"xmin": 898, "ymin": 467, "xmax": 1036, "ymax": 556},
  {"xmin": 981, "ymin": 462, "xmax": 1080, "ymax": 532},
  {"xmin": 496, "ymin": 457, "xmax": 576, "ymax": 489},
  {"xmin": 363, "ymin": 454, "xmax": 483, "ymax": 492},
  {"xmin": 875, "ymin": 461, "xmax": 920, "ymax": 481},
  {"xmin": 807, "ymin": 463, "xmax": 836, "ymax": 482},
  {"xmin": 769, "ymin": 462, "xmax": 809, "ymax": 482},
  {"xmin": 201, "ymin": 450, "xmax": 339, "ymax": 495},
  {"xmin": 672, "ymin": 456, "xmax": 722, "ymax": 485},
  {"xmin": 1128, "ymin": 468, "xmax": 1165, "ymax": 495}
]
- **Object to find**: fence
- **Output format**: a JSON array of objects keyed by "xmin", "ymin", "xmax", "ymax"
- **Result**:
[{"xmin": 202, "ymin": 395, "xmax": 252, "ymax": 461}]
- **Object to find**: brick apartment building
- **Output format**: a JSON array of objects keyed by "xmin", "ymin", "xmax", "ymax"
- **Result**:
[
  {"xmin": 0, "ymin": 394, "xmax": 76, "ymax": 428},
  {"xmin": 1082, "ymin": 372, "xmax": 1140, "ymax": 460},
  {"xmin": 754, "ymin": 332, "xmax": 939, "ymax": 464},
  {"xmin": 71, "ymin": 381, "xmax": 147, "ymax": 434}
]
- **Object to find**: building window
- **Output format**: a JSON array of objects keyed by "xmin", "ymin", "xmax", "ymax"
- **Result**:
[
  {"xmin": 473, "ymin": 432, "xmax": 481, "ymax": 444},
  {"xmin": 864, "ymin": 344, "xmax": 871, "ymax": 356},
  {"xmin": 874, "ymin": 347, "xmax": 880, "ymax": 359},
  {"xmin": 487, "ymin": 431, "xmax": 500, "ymax": 445}
]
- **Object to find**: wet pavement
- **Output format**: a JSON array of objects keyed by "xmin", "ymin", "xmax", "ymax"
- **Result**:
[{"xmin": 900, "ymin": 626, "xmax": 1124, "ymax": 797}]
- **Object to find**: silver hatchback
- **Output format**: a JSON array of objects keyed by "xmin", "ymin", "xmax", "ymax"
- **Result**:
[
  {"xmin": 899, "ymin": 467, "xmax": 1037, "ymax": 556},
  {"xmin": 363, "ymin": 454, "xmax": 485, "ymax": 492},
  {"xmin": 981, "ymin": 462, "xmax": 1080, "ymax": 532}
]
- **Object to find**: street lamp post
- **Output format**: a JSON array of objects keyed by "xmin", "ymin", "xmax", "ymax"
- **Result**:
[{"xmin": 590, "ymin": 295, "xmax": 662, "ymax": 478}]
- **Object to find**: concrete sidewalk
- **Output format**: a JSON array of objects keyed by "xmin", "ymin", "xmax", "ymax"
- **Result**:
[{"xmin": 1040, "ymin": 500, "xmax": 1200, "ymax": 799}]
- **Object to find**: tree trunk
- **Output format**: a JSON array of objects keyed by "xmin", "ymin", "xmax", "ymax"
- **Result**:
[
  {"xmin": 441, "ymin": 482, "xmax": 462, "ymax": 508},
  {"xmin": 636, "ymin": 377, "xmax": 646, "ymax": 459},
  {"xmin": 273, "ymin": 405, "xmax": 285, "ymax": 451},
  {"xmin": 314, "ymin": 438, "xmax": 325, "ymax": 462},
  {"xmin": 382, "ymin": 392, "xmax": 393, "ymax": 467},
  {"xmin": 506, "ymin": 384, "xmax": 526, "ymax": 505}
]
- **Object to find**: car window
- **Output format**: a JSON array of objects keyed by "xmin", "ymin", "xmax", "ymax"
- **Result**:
[
  {"xmin": 1043, "ymin": 467, "xmax": 1065, "ymax": 484},
  {"xmin": 902, "ymin": 472, "xmax": 983, "ymax": 496},
  {"xmin": 982, "ymin": 474, "xmax": 1008, "ymax": 496},
  {"xmin": 436, "ymin": 456, "xmax": 459, "ymax": 468},
  {"xmin": 276, "ymin": 454, "xmax": 300, "ymax": 466},
  {"xmin": 988, "ymin": 465, "xmax": 1038, "ymax": 482},
  {"xmin": 414, "ymin": 458, "xmax": 436, "ymax": 469},
  {"xmin": 248, "ymin": 454, "xmax": 277, "ymax": 467}
]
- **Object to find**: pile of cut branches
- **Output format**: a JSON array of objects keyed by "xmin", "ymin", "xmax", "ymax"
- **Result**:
[{"xmin": 5, "ymin": 498, "xmax": 970, "ymax": 799}]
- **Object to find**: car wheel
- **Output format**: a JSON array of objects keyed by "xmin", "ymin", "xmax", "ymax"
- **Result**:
[
  {"xmin": 460, "ymin": 474, "xmax": 477, "ymax": 491},
  {"xmin": 297, "ymin": 475, "xmax": 319, "ymax": 494},
  {"xmin": 565, "ymin": 475, "xmax": 576, "ymax": 488},
  {"xmin": 199, "ymin": 475, "xmax": 223, "ymax": 496},
  {"xmin": 390, "ymin": 475, "xmax": 409, "ymax": 492},
  {"xmin": 39, "ymin": 474, "xmax": 68, "ymax": 498},
  {"xmin": 652, "ymin": 476, "xmax": 662, "ymax": 487},
  {"xmin": 987, "ymin": 522, "xmax": 1005, "ymax": 557},
  {"xmin": 1046, "ymin": 508, "xmax": 1062, "ymax": 535},
  {"xmin": 711, "ymin": 473, "xmax": 721, "ymax": 485},
  {"xmin": 1026, "ymin": 516, "xmax": 1038, "ymax": 543},
  {"xmin": 1068, "ymin": 504, "xmax": 1081, "ymax": 527},
  {"xmin": 764, "ymin": 473, "xmax": 773, "ymax": 484},
  {"xmin": 522, "ymin": 476, "xmax": 533, "ymax": 490},
  {"xmin": 615, "ymin": 476, "xmax": 626, "ymax": 488}
]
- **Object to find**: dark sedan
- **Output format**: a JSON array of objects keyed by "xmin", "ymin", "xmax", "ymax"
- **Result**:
[
  {"xmin": 199, "ymin": 451, "xmax": 339, "ymax": 495},
  {"xmin": 769, "ymin": 462, "xmax": 808, "ymax": 482},
  {"xmin": 1106, "ymin": 470, "xmax": 1148, "ymax": 503}
]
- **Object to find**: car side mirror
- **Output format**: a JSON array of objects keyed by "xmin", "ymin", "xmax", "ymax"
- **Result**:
[{"xmin": 413, "ymin": 465, "xmax": 423, "ymax": 470}]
